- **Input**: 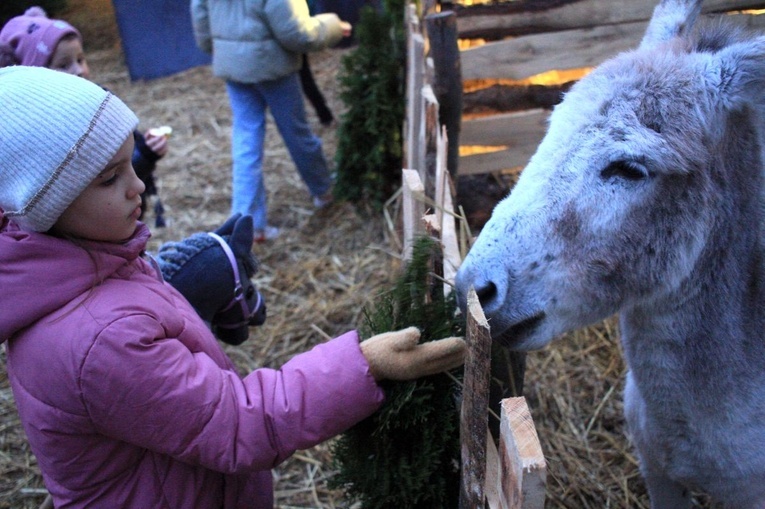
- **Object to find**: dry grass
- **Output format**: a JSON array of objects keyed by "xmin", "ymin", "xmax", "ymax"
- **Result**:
[{"xmin": 0, "ymin": 1, "xmax": 723, "ymax": 508}]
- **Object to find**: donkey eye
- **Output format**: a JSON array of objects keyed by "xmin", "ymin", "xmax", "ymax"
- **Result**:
[{"xmin": 600, "ymin": 161, "xmax": 649, "ymax": 182}]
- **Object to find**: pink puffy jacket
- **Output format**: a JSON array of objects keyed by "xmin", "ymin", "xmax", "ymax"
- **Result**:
[{"xmin": 0, "ymin": 216, "xmax": 384, "ymax": 508}]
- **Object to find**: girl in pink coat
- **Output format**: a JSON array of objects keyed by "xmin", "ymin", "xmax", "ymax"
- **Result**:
[{"xmin": 0, "ymin": 66, "xmax": 466, "ymax": 508}]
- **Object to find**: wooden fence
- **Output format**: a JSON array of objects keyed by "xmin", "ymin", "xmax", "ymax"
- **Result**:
[
  {"xmin": 454, "ymin": 0, "xmax": 765, "ymax": 177},
  {"xmin": 403, "ymin": 6, "xmax": 545, "ymax": 508},
  {"xmin": 400, "ymin": 1, "xmax": 765, "ymax": 507}
]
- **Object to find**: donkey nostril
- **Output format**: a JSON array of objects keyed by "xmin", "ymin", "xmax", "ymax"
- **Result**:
[{"xmin": 475, "ymin": 281, "xmax": 498, "ymax": 307}]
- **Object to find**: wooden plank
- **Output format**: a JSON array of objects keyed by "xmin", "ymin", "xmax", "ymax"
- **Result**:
[
  {"xmin": 459, "ymin": 110, "xmax": 549, "ymax": 175},
  {"xmin": 402, "ymin": 169, "xmax": 425, "ymax": 261},
  {"xmin": 421, "ymin": 84, "xmax": 440, "ymax": 200},
  {"xmin": 460, "ymin": 288, "xmax": 492, "ymax": 509},
  {"xmin": 485, "ymin": 433, "xmax": 505, "ymax": 509},
  {"xmin": 497, "ymin": 398, "xmax": 546, "ymax": 509},
  {"xmin": 404, "ymin": 24, "xmax": 425, "ymax": 168},
  {"xmin": 459, "ymin": 146, "xmax": 536, "ymax": 176},
  {"xmin": 434, "ymin": 125, "xmax": 447, "ymax": 231},
  {"xmin": 406, "ymin": 13, "xmax": 425, "ymax": 172},
  {"xmin": 454, "ymin": 0, "xmax": 765, "ymax": 40},
  {"xmin": 461, "ymin": 109, "xmax": 549, "ymax": 148},
  {"xmin": 435, "ymin": 126, "xmax": 461, "ymax": 286},
  {"xmin": 461, "ymin": 19, "xmax": 646, "ymax": 81},
  {"xmin": 733, "ymin": 10, "xmax": 765, "ymax": 31},
  {"xmin": 461, "ymin": 10, "xmax": 765, "ymax": 81},
  {"xmin": 463, "ymin": 82, "xmax": 571, "ymax": 115}
]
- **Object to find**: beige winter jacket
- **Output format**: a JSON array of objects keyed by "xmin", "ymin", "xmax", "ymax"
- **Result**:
[{"xmin": 191, "ymin": 0, "xmax": 345, "ymax": 84}]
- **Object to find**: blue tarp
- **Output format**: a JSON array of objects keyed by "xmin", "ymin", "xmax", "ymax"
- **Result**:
[
  {"xmin": 111, "ymin": 0, "xmax": 374, "ymax": 81},
  {"xmin": 111, "ymin": 0, "xmax": 210, "ymax": 81}
]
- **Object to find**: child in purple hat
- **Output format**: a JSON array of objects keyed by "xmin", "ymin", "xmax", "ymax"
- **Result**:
[
  {"xmin": 0, "ymin": 6, "xmax": 170, "ymax": 227},
  {"xmin": 0, "ymin": 6, "xmax": 79, "ymax": 67}
]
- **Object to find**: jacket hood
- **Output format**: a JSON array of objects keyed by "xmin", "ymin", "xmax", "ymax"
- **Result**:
[{"xmin": 0, "ymin": 213, "xmax": 151, "ymax": 341}]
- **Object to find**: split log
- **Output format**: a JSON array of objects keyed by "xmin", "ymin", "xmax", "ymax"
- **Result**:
[
  {"xmin": 402, "ymin": 169, "xmax": 425, "ymax": 261},
  {"xmin": 460, "ymin": 288, "xmax": 492, "ymax": 509},
  {"xmin": 495, "ymin": 398, "xmax": 546, "ymax": 509}
]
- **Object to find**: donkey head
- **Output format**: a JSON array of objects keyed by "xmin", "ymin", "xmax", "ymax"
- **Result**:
[{"xmin": 455, "ymin": 0, "xmax": 765, "ymax": 351}]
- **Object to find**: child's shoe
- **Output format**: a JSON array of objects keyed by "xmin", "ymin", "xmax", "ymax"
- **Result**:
[
  {"xmin": 253, "ymin": 225, "xmax": 280, "ymax": 243},
  {"xmin": 312, "ymin": 191, "xmax": 334, "ymax": 209}
]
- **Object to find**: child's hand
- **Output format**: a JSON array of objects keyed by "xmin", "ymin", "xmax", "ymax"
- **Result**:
[
  {"xmin": 360, "ymin": 327, "xmax": 466, "ymax": 381},
  {"xmin": 340, "ymin": 21, "xmax": 352, "ymax": 38},
  {"xmin": 145, "ymin": 126, "xmax": 172, "ymax": 157}
]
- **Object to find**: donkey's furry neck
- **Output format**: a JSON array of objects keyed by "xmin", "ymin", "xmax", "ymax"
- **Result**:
[{"xmin": 622, "ymin": 106, "xmax": 765, "ymax": 413}]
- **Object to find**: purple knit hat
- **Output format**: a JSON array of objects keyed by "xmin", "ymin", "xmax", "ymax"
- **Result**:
[{"xmin": 0, "ymin": 7, "xmax": 81, "ymax": 67}]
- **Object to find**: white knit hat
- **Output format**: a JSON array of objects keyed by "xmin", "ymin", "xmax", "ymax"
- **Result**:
[{"xmin": 0, "ymin": 66, "xmax": 139, "ymax": 232}]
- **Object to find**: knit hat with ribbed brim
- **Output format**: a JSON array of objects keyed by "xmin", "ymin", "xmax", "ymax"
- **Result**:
[{"xmin": 0, "ymin": 66, "xmax": 139, "ymax": 232}]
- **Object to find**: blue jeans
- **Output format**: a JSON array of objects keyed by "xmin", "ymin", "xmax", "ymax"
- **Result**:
[{"xmin": 226, "ymin": 74, "xmax": 332, "ymax": 230}]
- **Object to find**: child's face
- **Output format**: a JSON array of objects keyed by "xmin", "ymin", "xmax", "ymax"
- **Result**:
[
  {"xmin": 48, "ymin": 36, "xmax": 90, "ymax": 79},
  {"xmin": 52, "ymin": 135, "xmax": 145, "ymax": 242}
]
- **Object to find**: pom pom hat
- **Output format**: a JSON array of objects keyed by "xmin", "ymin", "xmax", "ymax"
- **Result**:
[
  {"xmin": 0, "ymin": 66, "xmax": 139, "ymax": 232},
  {"xmin": 0, "ymin": 7, "xmax": 81, "ymax": 67}
]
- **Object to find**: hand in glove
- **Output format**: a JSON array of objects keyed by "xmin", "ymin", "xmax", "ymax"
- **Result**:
[{"xmin": 360, "ymin": 327, "xmax": 466, "ymax": 381}]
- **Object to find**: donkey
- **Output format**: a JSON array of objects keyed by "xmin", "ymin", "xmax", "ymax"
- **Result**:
[
  {"xmin": 455, "ymin": 1, "xmax": 765, "ymax": 507},
  {"xmin": 155, "ymin": 214, "xmax": 266, "ymax": 346}
]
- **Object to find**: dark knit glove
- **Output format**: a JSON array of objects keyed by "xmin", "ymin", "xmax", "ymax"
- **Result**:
[{"xmin": 360, "ymin": 327, "xmax": 466, "ymax": 381}]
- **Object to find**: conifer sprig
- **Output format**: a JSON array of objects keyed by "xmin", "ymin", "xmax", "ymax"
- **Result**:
[{"xmin": 330, "ymin": 236, "xmax": 464, "ymax": 508}]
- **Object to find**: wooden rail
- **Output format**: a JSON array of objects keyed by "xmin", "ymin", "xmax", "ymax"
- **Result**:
[{"xmin": 452, "ymin": 0, "xmax": 765, "ymax": 176}]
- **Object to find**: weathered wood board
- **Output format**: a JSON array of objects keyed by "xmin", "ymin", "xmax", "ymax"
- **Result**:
[
  {"xmin": 459, "ymin": 109, "xmax": 549, "ymax": 175},
  {"xmin": 495, "ymin": 398, "xmax": 546, "ymax": 509},
  {"xmin": 460, "ymin": 288, "xmax": 492, "ymax": 509},
  {"xmin": 454, "ymin": 0, "xmax": 765, "ymax": 40},
  {"xmin": 458, "ymin": 8, "xmax": 765, "ymax": 175},
  {"xmin": 402, "ymin": 169, "xmax": 425, "ymax": 260}
]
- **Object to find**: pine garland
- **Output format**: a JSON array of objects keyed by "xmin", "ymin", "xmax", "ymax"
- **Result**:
[
  {"xmin": 330, "ymin": 236, "xmax": 464, "ymax": 508},
  {"xmin": 332, "ymin": 0, "xmax": 406, "ymax": 211}
]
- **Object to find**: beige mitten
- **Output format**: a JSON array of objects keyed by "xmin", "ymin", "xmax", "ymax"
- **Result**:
[{"xmin": 360, "ymin": 326, "xmax": 466, "ymax": 381}]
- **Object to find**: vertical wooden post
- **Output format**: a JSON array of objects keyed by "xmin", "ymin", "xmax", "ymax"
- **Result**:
[
  {"xmin": 496, "ymin": 398, "xmax": 546, "ymax": 509},
  {"xmin": 421, "ymin": 84, "xmax": 440, "ymax": 201},
  {"xmin": 425, "ymin": 11, "xmax": 462, "ymax": 178},
  {"xmin": 435, "ymin": 125, "xmax": 461, "ymax": 286},
  {"xmin": 405, "ymin": 5, "xmax": 425, "ymax": 172},
  {"xmin": 402, "ymin": 169, "xmax": 426, "ymax": 261},
  {"xmin": 460, "ymin": 288, "xmax": 491, "ymax": 509}
]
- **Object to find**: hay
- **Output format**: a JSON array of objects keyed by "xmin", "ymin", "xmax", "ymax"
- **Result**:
[{"xmin": 0, "ymin": 2, "xmax": 721, "ymax": 508}]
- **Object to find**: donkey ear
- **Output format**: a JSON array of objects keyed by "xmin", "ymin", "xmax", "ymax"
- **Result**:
[
  {"xmin": 712, "ymin": 36, "xmax": 765, "ymax": 110},
  {"xmin": 640, "ymin": 0, "xmax": 703, "ymax": 51},
  {"xmin": 214, "ymin": 213, "xmax": 243, "ymax": 237},
  {"xmin": 229, "ymin": 214, "xmax": 255, "ymax": 258}
]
